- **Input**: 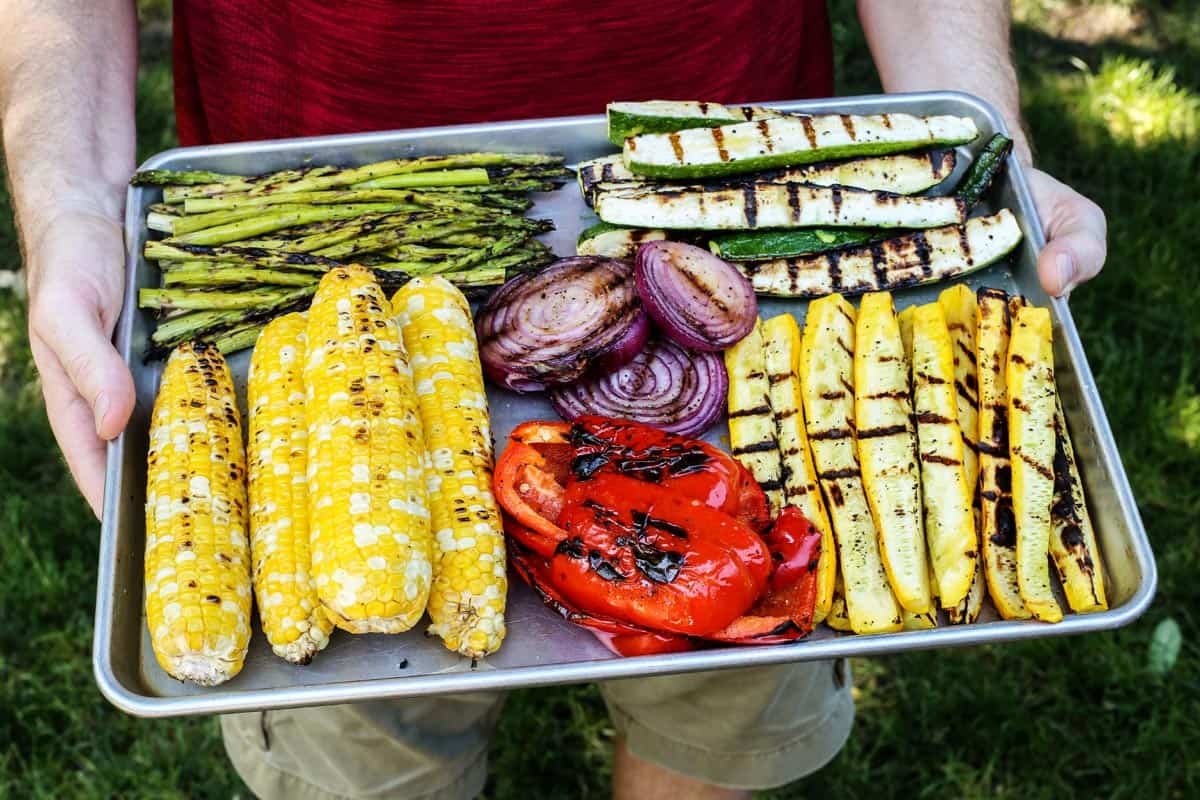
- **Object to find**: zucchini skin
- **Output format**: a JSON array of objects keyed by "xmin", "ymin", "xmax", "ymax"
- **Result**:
[
  {"xmin": 607, "ymin": 101, "xmax": 773, "ymax": 146},
  {"xmin": 710, "ymin": 228, "xmax": 886, "ymax": 261},
  {"xmin": 738, "ymin": 210, "xmax": 1022, "ymax": 298},
  {"xmin": 625, "ymin": 113, "xmax": 979, "ymax": 179},
  {"xmin": 955, "ymin": 134, "xmax": 1014, "ymax": 207},
  {"xmin": 575, "ymin": 223, "xmax": 669, "ymax": 258}
]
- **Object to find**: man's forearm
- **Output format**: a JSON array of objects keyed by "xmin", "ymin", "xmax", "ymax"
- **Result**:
[
  {"xmin": 856, "ymin": 0, "xmax": 1031, "ymax": 165},
  {"xmin": 1, "ymin": 0, "xmax": 137, "ymax": 265}
]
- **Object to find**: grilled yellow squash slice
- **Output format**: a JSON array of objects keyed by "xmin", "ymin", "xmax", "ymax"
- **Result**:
[
  {"xmin": 908, "ymin": 302, "xmax": 977, "ymax": 609},
  {"xmin": 1050, "ymin": 393, "xmax": 1108, "ymax": 613},
  {"xmin": 902, "ymin": 608, "xmax": 938, "ymax": 629},
  {"xmin": 978, "ymin": 290, "xmax": 1030, "ymax": 619},
  {"xmin": 800, "ymin": 294, "xmax": 902, "ymax": 634},
  {"xmin": 939, "ymin": 285, "xmax": 984, "ymax": 624},
  {"xmin": 826, "ymin": 576, "xmax": 855, "ymax": 632},
  {"xmin": 726, "ymin": 320, "xmax": 785, "ymax": 516},
  {"xmin": 854, "ymin": 292, "xmax": 931, "ymax": 614},
  {"xmin": 763, "ymin": 312, "xmax": 837, "ymax": 621},
  {"xmin": 1007, "ymin": 305, "xmax": 1063, "ymax": 622}
]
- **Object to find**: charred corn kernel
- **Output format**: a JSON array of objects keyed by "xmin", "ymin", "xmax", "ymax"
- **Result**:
[
  {"xmin": 392, "ymin": 277, "xmax": 507, "ymax": 659},
  {"xmin": 762, "ymin": 312, "xmax": 836, "ymax": 622},
  {"xmin": 305, "ymin": 265, "xmax": 433, "ymax": 634},
  {"xmin": 907, "ymin": 302, "xmax": 977, "ymax": 609},
  {"xmin": 978, "ymin": 290, "xmax": 1030, "ymax": 620},
  {"xmin": 247, "ymin": 312, "xmax": 333, "ymax": 663},
  {"xmin": 1008, "ymin": 305, "xmax": 1063, "ymax": 623},
  {"xmin": 1050, "ymin": 393, "xmax": 1108, "ymax": 613},
  {"xmin": 725, "ymin": 320, "xmax": 785, "ymax": 515},
  {"xmin": 144, "ymin": 342, "xmax": 252, "ymax": 686},
  {"xmin": 854, "ymin": 292, "xmax": 930, "ymax": 615}
]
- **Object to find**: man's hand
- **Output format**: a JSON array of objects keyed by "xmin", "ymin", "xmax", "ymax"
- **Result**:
[
  {"xmin": 1025, "ymin": 168, "xmax": 1107, "ymax": 297},
  {"xmin": 857, "ymin": 0, "xmax": 1107, "ymax": 297},
  {"xmin": 25, "ymin": 208, "xmax": 135, "ymax": 515},
  {"xmin": 2, "ymin": 0, "xmax": 138, "ymax": 515}
]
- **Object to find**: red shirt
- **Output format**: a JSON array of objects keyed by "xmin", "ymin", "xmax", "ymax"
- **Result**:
[{"xmin": 173, "ymin": 1, "xmax": 834, "ymax": 145}]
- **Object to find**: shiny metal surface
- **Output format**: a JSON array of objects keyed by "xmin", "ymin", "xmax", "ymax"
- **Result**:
[{"xmin": 96, "ymin": 92, "xmax": 1156, "ymax": 717}]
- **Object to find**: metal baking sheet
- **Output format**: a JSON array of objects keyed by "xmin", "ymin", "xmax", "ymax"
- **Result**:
[{"xmin": 96, "ymin": 92, "xmax": 1156, "ymax": 717}]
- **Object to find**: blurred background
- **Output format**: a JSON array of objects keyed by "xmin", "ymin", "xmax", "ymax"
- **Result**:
[{"xmin": 0, "ymin": 1, "xmax": 1196, "ymax": 797}]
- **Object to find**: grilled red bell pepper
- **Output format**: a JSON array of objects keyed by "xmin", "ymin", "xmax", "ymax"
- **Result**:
[{"xmin": 495, "ymin": 417, "xmax": 820, "ymax": 652}]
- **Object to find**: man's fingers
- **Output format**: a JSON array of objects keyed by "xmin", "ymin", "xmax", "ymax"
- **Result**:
[
  {"xmin": 1029, "ymin": 170, "xmax": 1107, "ymax": 297},
  {"xmin": 30, "ymin": 334, "xmax": 108, "ymax": 516},
  {"xmin": 30, "ymin": 283, "xmax": 135, "ymax": 441}
]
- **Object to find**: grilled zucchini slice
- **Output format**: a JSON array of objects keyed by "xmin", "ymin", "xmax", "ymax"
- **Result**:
[
  {"xmin": 763, "ymin": 312, "xmax": 837, "ymax": 622},
  {"xmin": 579, "ymin": 151, "xmax": 955, "ymax": 207},
  {"xmin": 800, "ymin": 295, "xmax": 901, "ymax": 634},
  {"xmin": 907, "ymin": 302, "xmax": 977, "ymax": 609},
  {"xmin": 1007, "ymin": 305, "xmax": 1063, "ymax": 623},
  {"xmin": 575, "ymin": 222, "xmax": 669, "ymax": 258},
  {"xmin": 725, "ymin": 320, "xmax": 785, "ymax": 516},
  {"xmin": 624, "ymin": 113, "xmax": 978, "ymax": 179},
  {"xmin": 1050, "ymin": 393, "xmax": 1108, "ymax": 613},
  {"xmin": 737, "ymin": 210, "xmax": 1023, "ymax": 298},
  {"xmin": 854, "ymin": 292, "xmax": 931, "ymax": 614},
  {"xmin": 939, "ymin": 285, "xmax": 984, "ymax": 624},
  {"xmin": 594, "ymin": 182, "xmax": 966, "ymax": 230}
]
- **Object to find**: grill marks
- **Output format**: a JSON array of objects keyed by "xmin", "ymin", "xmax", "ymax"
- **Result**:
[
  {"xmin": 756, "ymin": 120, "xmax": 774, "ymax": 151},
  {"xmin": 668, "ymin": 132, "xmax": 684, "ymax": 162},
  {"xmin": 710, "ymin": 127, "xmax": 730, "ymax": 162}
]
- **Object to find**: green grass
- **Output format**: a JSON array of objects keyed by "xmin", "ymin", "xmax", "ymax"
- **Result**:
[{"xmin": 1, "ymin": 1, "xmax": 1198, "ymax": 798}]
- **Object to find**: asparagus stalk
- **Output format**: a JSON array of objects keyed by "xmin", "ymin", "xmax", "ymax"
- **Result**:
[
  {"xmin": 248, "ymin": 153, "xmax": 564, "ymax": 195},
  {"xmin": 131, "ymin": 169, "xmax": 245, "ymax": 186},
  {"xmin": 181, "ymin": 188, "xmax": 506, "ymax": 215},
  {"xmin": 312, "ymin": 215, "xmax": 548, "ymax": 260},
  {"xmin": 161, "ymin": 266, "xmax": 321, "ymax": 288},
  {"xmin": 166, "ymin": 203, "xmax": 421, "ymax": 245},
  {"xmin": 211, "ymin": 322, "xmax": 267, "ymax": 354},
  {"xmin": 158, "ymin": 166, "xmax": 339, "ymax": 203},
  {"xmin": 140, "ymin": 285, "xmax": 313, "ymax": 312},
  {"xmin": 145, "ymin": 240, "xmax": 345, "ymax": 270},
  {"xmin": 349, "ymin": 168, "xmax": 491, "ymax": 189}
]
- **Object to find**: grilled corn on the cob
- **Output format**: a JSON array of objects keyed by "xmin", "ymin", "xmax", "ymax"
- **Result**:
[
  {"xmin": 247, "ymin": 312, "xmax": 333, "ymax": 663},
  {"xmin": 1008, "ymin": 304, "xmax": 1063, "ymax": 623},
  {"xmin": 144, "ymin": 342, "xmax": 252, "ymax": 685},
  {"xmin": 393, "ymin": 277, "xmax": 507, "ymax": 659},
  {"xmin": 305, "ymin": 265, "xmax": 433, "ymax": 633},
  {"xmin": 762, "ymin": 312, "xmax": 837, "ymax": 622}
]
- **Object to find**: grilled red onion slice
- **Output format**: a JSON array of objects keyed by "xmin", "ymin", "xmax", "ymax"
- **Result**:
[
  {"xmin": 550, "ymin": 336, "xmax": 728, "ymax": 437},
  {"xmin": 476, "ymin": 256, "xmax": 643, "ymax": 393},
  {"xmin": 635, "ymin": 241, "xmax": 757, "ymax": 351}
]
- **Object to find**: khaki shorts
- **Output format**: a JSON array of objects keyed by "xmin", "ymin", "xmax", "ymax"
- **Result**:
[{"xmin": 222, "ymin": 660, "xmax": 854, "ymax": 799}]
